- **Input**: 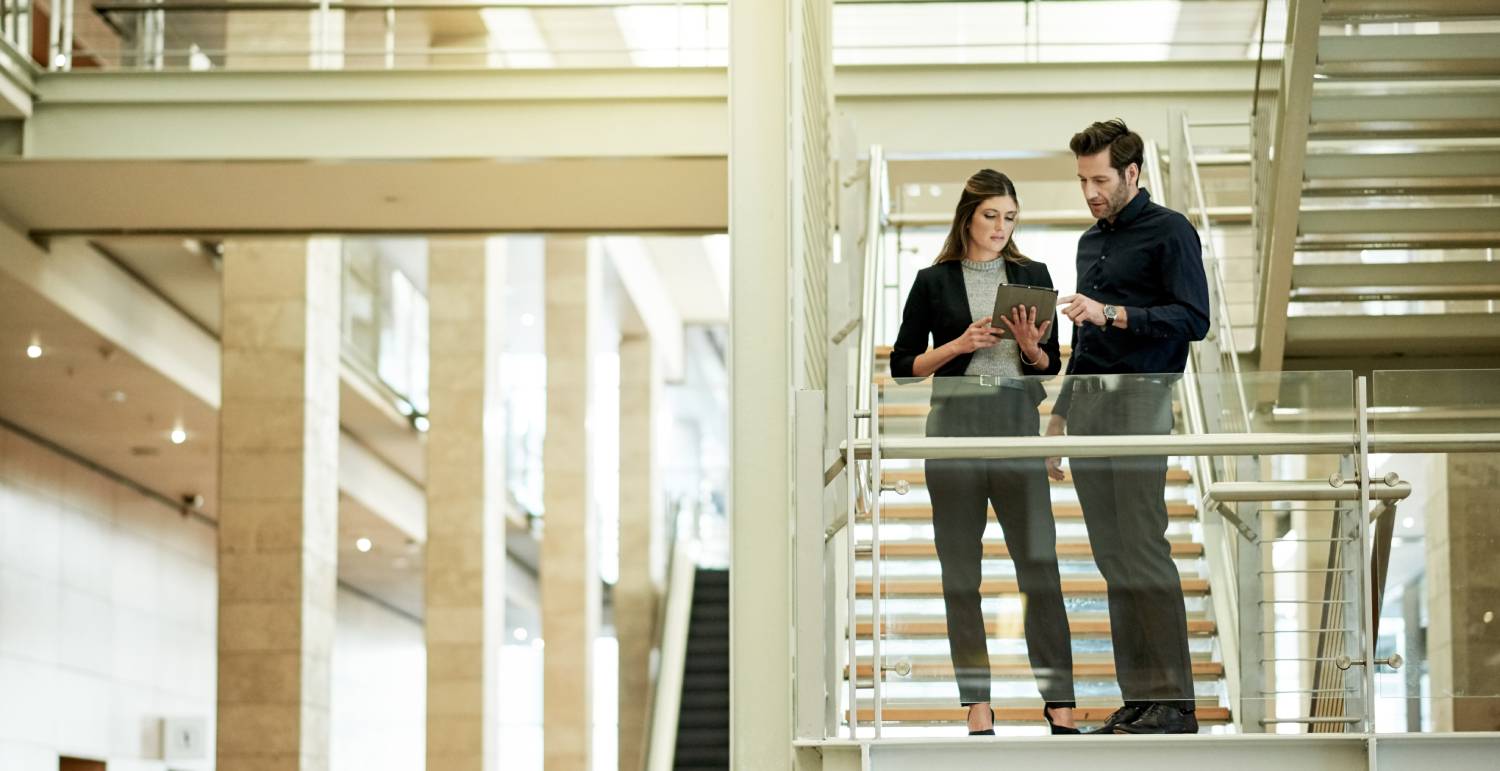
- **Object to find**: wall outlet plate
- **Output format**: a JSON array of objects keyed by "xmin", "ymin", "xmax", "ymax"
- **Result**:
[{"xmin": 162, "ymin": 717, "xmax": 208, "ymax": 760}]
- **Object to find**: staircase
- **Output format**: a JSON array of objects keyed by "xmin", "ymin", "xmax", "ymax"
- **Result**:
[
  {"xmin": 1273, "ymin": 0, "xmax": 1500, "ymax": 367},
  {"xmin": 849, "ymin": 348, "xmax": 1232, "ymax": 733},
  {"xmin": 673, "ymin": 568, "xmax": 729, "ymax": 769}
]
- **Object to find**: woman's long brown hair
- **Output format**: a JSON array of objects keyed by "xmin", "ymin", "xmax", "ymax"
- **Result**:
[{"xmin": 933, "ymin": 169, "xmax": 1030, "ymax": 266}]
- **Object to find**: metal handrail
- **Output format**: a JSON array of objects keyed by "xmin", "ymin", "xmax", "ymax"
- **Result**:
[
  {"xmin": 1181, "ymin": 112, "xmax": 1255, "ymax": 433},
  {"xmin": 842, "ymin": 431, "xmax": 1500, "ymax": 461},
  {"xmin": 837, "ymin": 145, "xmax": 887, "ymax": 738},
  {"xmin": 854, "ymin": 146, "xmax": 885, "ymax": 418},
  {"xmin": 1250, "ymin": 0, "xmax": 1275, "ymax": 120}
]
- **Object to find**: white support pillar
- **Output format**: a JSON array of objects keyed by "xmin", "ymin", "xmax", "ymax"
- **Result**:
[{"xmin": 730, "ymin": 0, "xmax": 833, "ymax": 766}]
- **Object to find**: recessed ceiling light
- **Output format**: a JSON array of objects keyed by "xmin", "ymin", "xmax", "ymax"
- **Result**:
[
  {"xmin": 1402, "ymin": 517, "xmax": 1415, "ymax": 529},
  {"xmin": 531, "ymin": 638, "xmax": 545, "ymax": 650},
  {"xmin": 26, "ymin": 344, "xmax": 42, "ymax": 359},
  {"xmin": 356, "ymin": 537, "xmax": 373, "ymax": 552},
  {"xmin": 395, "ymin": 399, "xmax": 414, "ymax": 417},
  {"xmin": 413, "ymin": 415, "xmax": 430, "ymax": 432},
  {"xmin": 512, "ymin": 628, "xmax": 529, "ymax": 642},
  {"xmin": 169, "ymin": 427, "xmax": 187, "ymax": 445}
]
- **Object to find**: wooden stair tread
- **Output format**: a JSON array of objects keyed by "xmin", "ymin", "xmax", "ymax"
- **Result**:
[
  {"xmin": 849, "ymin": 706, "xmax": 1231, "ymax": 723},
  {"xmin": 882, "ymin": 468, "xmax": 1194, "ymax": 485},
  {"xmin": 854, "ymin": 618, "xmax": 1216, "ymax": 637},
  {"xmin": 850, "ymin": 660, "xmax": 1224, "ymax": 679},
  {"xmin": 865, "ymin": 502, "xmax": 1199, "ymax": 521},
  {"xmin": 856, "ymin": 577, "xmax": 1211, "ymax": 596},
  {"xmin": 877, "ymin": 541, "xmax": 1204, "ymax": 559}
]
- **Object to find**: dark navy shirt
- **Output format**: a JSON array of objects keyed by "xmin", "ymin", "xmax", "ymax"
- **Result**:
[{"xmin": 1056, "ymin": 188, "xmax": 1210, "ymax": 415}]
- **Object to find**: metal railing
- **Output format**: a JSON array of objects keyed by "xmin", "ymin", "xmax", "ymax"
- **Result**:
[
  {"xmin": 1180, "ymin": 114, "xmax": 1254, "ymax": 434},
  {"xmin": 1, "ymin": 0, "xmax": 30, "ymax": 62},
  {"xmin": 802, "ymin": 141, "xmax": 1500, "ymax": 742},
  {"xmin": 40, "ymin": 0, "xmax": 1291, "ymax": 72}
]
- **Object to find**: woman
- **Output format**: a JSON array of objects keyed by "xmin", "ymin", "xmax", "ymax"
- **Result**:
[{"xmin": 888, "ymin": 169, "xmax": 1077, "ymax": 735}]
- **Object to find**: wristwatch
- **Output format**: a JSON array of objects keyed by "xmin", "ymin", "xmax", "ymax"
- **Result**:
[{"xmin": 1102, "ymin": 304, "xmax": 1119, "ymax": 326}]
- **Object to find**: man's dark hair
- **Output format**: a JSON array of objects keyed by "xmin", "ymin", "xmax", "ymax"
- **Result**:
[{"xmin": 1069, "ymin": 119, "xmax": 1144, "ymax": 180}]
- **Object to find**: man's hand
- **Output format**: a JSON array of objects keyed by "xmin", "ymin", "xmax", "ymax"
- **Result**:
[
  {"xmin": 1044, "ymin": 414, "xmax": 1067, "ymax": 481},
  {"xmin": 1059, "ymin": 294, "xmax": 1107, "ymax": 327}
]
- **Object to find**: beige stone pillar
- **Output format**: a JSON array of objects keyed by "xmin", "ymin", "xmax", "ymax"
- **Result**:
[
  {"xmin": 543, "ymin": 236, "xmax": 601, "ymax": 771},
  {"xmin": 617, "ymin": 334, "xmax": 661, "ymax": 771},
  {"xmin": 425, "ymin": 238, "xmax": 506, "ymax": 771},
  {"xmin": 217, "ymin": 240, "xmax": 341, "ymax": 771},
  {"xmin": 1429, "ymin": 453, "xmax": 1500, "ymax": 731}
]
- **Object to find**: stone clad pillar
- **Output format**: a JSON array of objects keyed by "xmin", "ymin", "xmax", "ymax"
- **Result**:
[
  {"xmin": 1429, "ymin": 453, "xmax": 1500, "ymax": 731},
  {"xmin": 617, "ymin": 334, "xmax": 661, "ymax": 771},
  {"xmin": 217, "ymin": 240, "xmax": 341, "ymax": 771},
  {"xmin": 425, "ymin": 238, "xmax": 507, "ymax": 771},
  {"xmin": 543, "ymin": 236, "xmax": 601, "ymax": 771}
]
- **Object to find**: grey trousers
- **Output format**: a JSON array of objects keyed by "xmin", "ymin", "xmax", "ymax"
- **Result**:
[
  {"xmin": 925, "ymin": 381, "xmax": 1076, "ymax": 707},
  {"xmin": 1066, "ymin": 378, "xmax": 1196, "ymax": 707}
]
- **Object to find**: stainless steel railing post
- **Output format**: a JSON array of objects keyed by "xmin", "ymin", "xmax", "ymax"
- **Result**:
[
  {"xmin": 1355, "ymin": 376, "xmax": 1376, "ymax": 732},
  {"xmin": 868, "ymin": 373, "xmax": 883, "ymax": 737},
  {"xmin": 845, "ymin": 384, "xmax": 859, "ymax": 738}
]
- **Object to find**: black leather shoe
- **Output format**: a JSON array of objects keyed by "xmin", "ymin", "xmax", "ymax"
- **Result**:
[
  {"xmin": 1113, "ymin": 703, "xmax": 1199, "ymax": 734},
  {"xmin": 1084, "ymin": 704, "xmax": 1146, "ymax": 734},
  {"xmin": 968, "ymin": 706, "xmax": 996, "ymax": 736}
]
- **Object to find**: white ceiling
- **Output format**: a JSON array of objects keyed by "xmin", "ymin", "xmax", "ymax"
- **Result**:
[{"xmin": 0, "ymin": 269, "xmax": 221, "ymax": 515}]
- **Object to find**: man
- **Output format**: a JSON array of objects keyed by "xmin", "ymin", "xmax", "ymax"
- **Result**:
[{"xmin": 1050, "ymin": 119, "xmax": 1210, "ymax": 735}]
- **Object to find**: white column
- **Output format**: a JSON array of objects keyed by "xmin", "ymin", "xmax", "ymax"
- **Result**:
[{"xmin": 731, "ymin": 0, "xmax": 834, "ymax": 763}]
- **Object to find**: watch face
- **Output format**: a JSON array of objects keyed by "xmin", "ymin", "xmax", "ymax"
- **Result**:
[{"xmin": 1104, "ymin": 305, "xmax": 1117, "ymax": 319}]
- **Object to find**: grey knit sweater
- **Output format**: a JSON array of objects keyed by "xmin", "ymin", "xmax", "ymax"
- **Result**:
[{"xmin": 960, "ymin": 258, "xmax": 1022, "ymax": 378}]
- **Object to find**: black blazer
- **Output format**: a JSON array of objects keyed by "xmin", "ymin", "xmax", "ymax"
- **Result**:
[{"xmin": 889, "ymin": 258, "xmax": 1063, "ymax": 402}]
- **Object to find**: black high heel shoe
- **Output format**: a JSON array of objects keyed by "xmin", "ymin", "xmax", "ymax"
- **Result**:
[
  {"xmin": 968, "ymin": 706, "xmax": 996, "ymax": 736},
  {"xmin": 1044, "ymin": 705, "xmax": 1081, "ymax": 735}
]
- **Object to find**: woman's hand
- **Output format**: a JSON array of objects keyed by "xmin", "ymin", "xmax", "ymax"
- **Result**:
[
  {"xmin": 946, "ymin": 316, "xmax": 1004, "ymax": 355},
  {"xmin": 997, "ymin": 305, "xmax": 1052, "ymax": 361}
]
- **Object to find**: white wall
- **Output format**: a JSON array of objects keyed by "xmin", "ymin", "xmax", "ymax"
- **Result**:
[
  {"xmin": 0, "ymin": 425, "xmax": 217, "ymax": 771},
  {"xmin": 0, "ymin": 424, "xmax": 430, "ymax": 770},
  {"xmin": 330, "ymin": 589, "xmax": 425, "ymax": 771}
]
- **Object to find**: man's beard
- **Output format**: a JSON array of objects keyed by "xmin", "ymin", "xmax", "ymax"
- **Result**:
[{"xmin": 1105, "ymin": 182, "xmax": 1130, "ymax": 220}]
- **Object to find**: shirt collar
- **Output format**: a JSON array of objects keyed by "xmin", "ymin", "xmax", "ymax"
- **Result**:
[{"xmin": 1098, "ymin": 187, "xmax": 1151, "ymax": 232}]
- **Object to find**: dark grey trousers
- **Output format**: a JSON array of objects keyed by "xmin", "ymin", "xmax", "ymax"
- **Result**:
[
  {"xmin": 1066, "ymin": 379, "xmax": 1196, "ymax": 707},
  {"xmin": 924, "ymin": 381, "xmax": 1076, "ymax": 707}
]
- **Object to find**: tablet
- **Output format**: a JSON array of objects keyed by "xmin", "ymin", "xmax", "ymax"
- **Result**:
[{"xmin": 990, "ymin": 284, "xmax": 1059, "ymax": 344}]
